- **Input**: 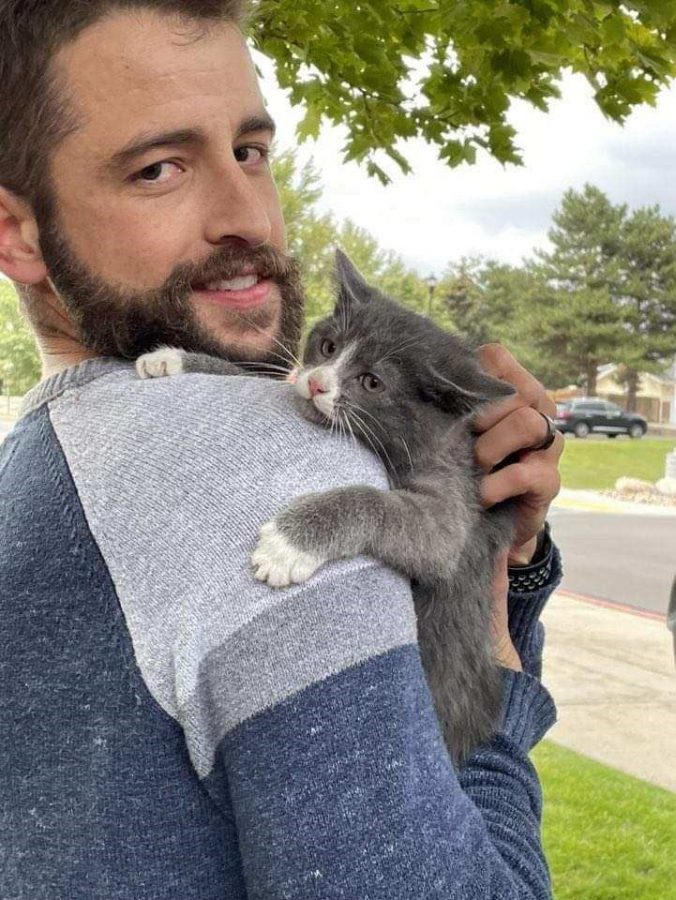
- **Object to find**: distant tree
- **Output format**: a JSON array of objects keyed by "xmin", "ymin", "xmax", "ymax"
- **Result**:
[
  {"xmin": 534, "ymin": 185, "xmax": 629, "ymax": 394},
  {"xmin": 616, "ymin": 205, "xmax": 676, "ymax": 410},
  {"xmin": 438, "ymin": 257, "xmax": 486, "ymax": 342},
  {"xmin": 438, "ymin": 256, "xmax": 577, "ymax": 388},
  {"xmin": 272, "ymin": 150, "xmax": 428, "ymax": 328},
  {"xmin": 0, "ymin": 281, "xmax": 40, "ymax": 396},
  {"xmin": 253, "ymin": 1, "xmax": 676, "ymax": 182}
]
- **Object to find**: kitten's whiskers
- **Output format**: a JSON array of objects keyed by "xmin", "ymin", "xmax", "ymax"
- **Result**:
[
  {"xmin": 399, "ymin": 436, "xmax": 414, "ymax": 472},
  {"xmin": 345, "ymin": 407, "xmax": 397, "ymax": 481}
]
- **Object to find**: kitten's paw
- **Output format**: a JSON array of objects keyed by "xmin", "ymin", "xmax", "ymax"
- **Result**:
[
  {"xmin": 136, "ymin": 346, "xmax": 186, "ymax": 379},
  {"xmin": 251, "ymin": 520, "xmax": 325, "ymax": 588}
]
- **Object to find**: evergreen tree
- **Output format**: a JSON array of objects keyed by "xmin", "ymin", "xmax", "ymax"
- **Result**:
[
  {"xmin": 534, "ymin": 185, "xmax": 629, "ymax": 394},
  {"xmin": 616, "ymin": 205, "xmax": 676, "ymax": 409}
]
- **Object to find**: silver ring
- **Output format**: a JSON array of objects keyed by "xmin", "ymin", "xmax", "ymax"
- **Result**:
[{"xmin": 532, "ymin": 412, "xmax": 557, "ymax": 451}]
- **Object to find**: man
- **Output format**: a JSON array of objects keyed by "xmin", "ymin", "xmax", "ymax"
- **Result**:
[{"xmin": 0, "ymin": 2, "xmax": 564, "ymax": 897}]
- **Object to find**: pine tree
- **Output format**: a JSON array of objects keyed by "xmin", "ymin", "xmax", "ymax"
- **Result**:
[
  {"xmin": 616, "ymin": 206, "xmax": 676, "ymax": 410},
  {"xmin": 534, "ymin": 185, "xmax": 629, "ymax": 394}
]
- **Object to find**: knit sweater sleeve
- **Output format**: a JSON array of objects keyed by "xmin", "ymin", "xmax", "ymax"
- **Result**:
[{"xmin": 199, "ymin": 557, "xmax": 556, "ymax": 900}]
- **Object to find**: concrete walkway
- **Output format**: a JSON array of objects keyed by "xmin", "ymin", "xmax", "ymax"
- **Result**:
[{"xmin": 541, "ymin": 589, "xmax": 675, "ymax": 792}]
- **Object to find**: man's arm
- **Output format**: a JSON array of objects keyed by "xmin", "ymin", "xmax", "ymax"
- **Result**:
[{"xmin": 188, "ymin": 551, "xmax": 558, "ymax": 900}]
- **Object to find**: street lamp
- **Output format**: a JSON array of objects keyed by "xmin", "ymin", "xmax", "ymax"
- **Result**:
[{"xmin": 425, "ymin": 274, "xmax": 439, "ymax": 317}]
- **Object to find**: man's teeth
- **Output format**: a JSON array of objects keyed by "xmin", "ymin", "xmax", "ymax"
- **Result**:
[{"xmin": 203, "ymin": 275, "xmax": 259, "ymax": 291}]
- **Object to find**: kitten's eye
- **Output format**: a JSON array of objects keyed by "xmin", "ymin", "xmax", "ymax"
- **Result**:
[
  {"xmin": 320, "ymin": 338, "xmax": 337, "ymax": 357},
  {"xmin": 360, "ymin": 373, "xmax": 384, "ymax": 393}
]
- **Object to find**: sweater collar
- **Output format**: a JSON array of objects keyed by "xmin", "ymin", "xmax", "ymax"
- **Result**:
[{"xmin": 20, "ymin": 357, "xmax": 134, "ymax": 419}]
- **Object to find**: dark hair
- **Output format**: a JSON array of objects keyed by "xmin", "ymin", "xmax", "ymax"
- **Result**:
[{"xmin": 0, "ymin": 0, "xmax": 247, "ymax": 207}]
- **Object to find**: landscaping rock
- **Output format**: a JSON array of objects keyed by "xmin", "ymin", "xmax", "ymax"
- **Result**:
[
  {"xmin": 614, "ymin": 477, "xmax": 658, "ymax": 494},
  {"xmin": 656, "ymin": 477, "xmax": 676, "ymax": 497},
  {"xmin": 601, "ymin": 475, "xmax": 676, "ymax": 507}
]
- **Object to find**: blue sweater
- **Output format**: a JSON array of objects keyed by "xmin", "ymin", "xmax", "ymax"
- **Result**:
[{"xmin": 1, "ymin": 359, "xmax": 561, "ymax": 899}]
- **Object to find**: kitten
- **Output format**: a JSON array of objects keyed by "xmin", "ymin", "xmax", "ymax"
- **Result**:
[{"xmin": 137, "ymin": 251, "xmax": 517, "ymax": 766}]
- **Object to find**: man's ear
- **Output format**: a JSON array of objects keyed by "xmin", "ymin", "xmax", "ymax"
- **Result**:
[
  {"xmin": 333, "ymin": 248, "xmax": 373, "ymax": 311},
  {"xmin": 421, "ymin": 364, "xmax": 516, "ymax": 417},
  {"xmin": 0, "ymin": 186, "xmax": 47, "ymax": 285}
]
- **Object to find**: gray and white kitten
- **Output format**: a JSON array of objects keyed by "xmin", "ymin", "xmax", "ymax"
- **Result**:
[{"xmin": 137, "ymin": 251, "xmax": 517, "ymax": 766}]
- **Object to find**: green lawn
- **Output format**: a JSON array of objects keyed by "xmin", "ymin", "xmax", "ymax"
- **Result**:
[
  {"xmin": 532, "ymin": 742, "xmax": 676, "ymax": 899},
  {"xmin": 559, "ymin": 437, "xmax": 675, "ymax": 490}
]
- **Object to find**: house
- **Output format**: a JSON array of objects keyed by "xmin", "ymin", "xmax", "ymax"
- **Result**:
[
  {"xmin": 595, "ymin": 361, "xmax": 676, "ymax": 424},
  {"xmin": 550, "ymin": 359, "xmax": 676, "ymax": 424}
]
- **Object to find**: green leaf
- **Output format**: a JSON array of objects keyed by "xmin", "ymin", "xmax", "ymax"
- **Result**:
[{"xmin": 253, "ymin": 0, "xmax": 676, "ymax": 178}]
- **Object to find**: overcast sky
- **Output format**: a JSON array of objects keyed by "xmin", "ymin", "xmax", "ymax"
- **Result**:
[{"xmin": 256, "ymin": 53, "xmax": 676, "ymax": 279}]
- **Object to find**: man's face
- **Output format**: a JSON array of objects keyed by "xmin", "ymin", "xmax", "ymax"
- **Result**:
[{"xmin": 39, "ymin": 9, "xmax": 302, "ymax": 364}]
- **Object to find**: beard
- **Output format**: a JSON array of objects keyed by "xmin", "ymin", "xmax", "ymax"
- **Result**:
[{"xmin": 34, "ymin": 200, "xmax": 305, "ymax": 370}]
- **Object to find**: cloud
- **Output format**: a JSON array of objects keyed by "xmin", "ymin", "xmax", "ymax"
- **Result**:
[{"xmin": 255, "ymin": 51, "xmax": 676, "ymax": 271}]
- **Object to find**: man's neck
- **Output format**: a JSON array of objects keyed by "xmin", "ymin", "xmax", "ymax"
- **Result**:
[
  {"xmin": 22, "ymin": 281, "xmax": 101, "ymax": 379},
  {"xmin": 40, "ymin": 341, "xmax": 101, "ymax": 380}
]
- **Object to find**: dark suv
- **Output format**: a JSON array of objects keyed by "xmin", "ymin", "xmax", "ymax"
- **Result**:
[{"xmin": 554, "ymin": 398, "xmax": 648, "ymax": 438}]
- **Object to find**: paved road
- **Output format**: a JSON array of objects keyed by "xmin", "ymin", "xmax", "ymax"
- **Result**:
[{"xmin": 549, "ymin": 506, "xmax": 675, "ymax": 617}]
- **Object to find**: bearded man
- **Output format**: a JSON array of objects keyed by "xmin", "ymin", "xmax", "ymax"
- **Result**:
[{"xmin": 0, "ymin": 2, "xmax": 563, "ymax": 897}]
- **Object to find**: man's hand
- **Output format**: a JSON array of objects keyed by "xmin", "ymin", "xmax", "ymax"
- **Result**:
[
  {"xmin": 491, "ymin": 550, "xmax": 522, "ymax": 671},
  {"xmin": 473, "ymin": 344, "xmax": 564, "ymax": 566}
]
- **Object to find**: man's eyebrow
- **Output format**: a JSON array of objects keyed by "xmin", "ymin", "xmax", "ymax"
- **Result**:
[
  {"xmin": 235, "ymin": 113, "xmax": 277, "ymax": 140},
  {"xmin": 104, "ymin": 128, "xmax": 207, "ymax": 175},
  {"xmin": 103, "ymin": 114, "xmax": 276, "ymax": 176}
]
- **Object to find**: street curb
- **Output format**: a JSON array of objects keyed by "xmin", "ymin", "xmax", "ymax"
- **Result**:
[{"xmin": 556, "ymin": 588, "xmax": 667, "ymax": 623}]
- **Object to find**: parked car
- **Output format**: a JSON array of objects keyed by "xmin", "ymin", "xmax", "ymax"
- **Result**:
[{"xmin": 554, "ymin": 398, "xmax": 648, "ymax": 438}]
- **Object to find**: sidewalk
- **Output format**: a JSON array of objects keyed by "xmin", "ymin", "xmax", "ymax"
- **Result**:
[{"xmin": 541, "ymin": 590, "xmax": 675, "ymax": 792}]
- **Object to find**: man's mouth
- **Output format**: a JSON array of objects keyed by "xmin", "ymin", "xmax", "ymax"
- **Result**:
[
  {"xmin": 202, "ymin": 274, "xmax": 259, "ymax": 292},
  {"xmin": 192, "ymin": 272, "xmax": 274, "ymax": 310}
]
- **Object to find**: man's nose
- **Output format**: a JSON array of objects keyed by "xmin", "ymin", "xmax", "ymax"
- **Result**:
[
  {"xmin": 205, "ymin": 160, "xmax": 273, "ymax": 248},
  {"xmin": 309, "ymin": 377, "xmax": 327, "ymax": 397}
]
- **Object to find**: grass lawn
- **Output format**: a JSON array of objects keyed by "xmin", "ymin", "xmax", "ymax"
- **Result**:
[
  {"xmin": 558, "ymin": 436, "xmax": 675, "ymax": 490},
  {"xmin": 532, "ymin": 741, "xmax": 676, "ymax": 899}
]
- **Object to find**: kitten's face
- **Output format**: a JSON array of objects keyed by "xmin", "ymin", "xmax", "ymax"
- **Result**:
[
  {"xmin": 296, "ymin": 322, "xmax": 414, "ymax": 429},
  {"xmin": 293, "ymin": 251, "xmax": 514, "ymax": 473}
]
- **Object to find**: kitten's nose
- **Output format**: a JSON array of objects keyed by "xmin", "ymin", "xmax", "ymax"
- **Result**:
[{"xmin": 308, "ymin": 377, "xmax": 327, "ymax": 397}]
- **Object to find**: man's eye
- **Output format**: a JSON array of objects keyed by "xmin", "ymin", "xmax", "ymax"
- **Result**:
[
  {"xmin": 234, "ymin": 145, "xmax": 270, "ymax": 165},
  {"xmin": 132, "ymin": 161, "xmax": 181, "ymax": 184},
  {"xmin": 320, "ymin": 339, "xmax": 337, "ymax": 357}
]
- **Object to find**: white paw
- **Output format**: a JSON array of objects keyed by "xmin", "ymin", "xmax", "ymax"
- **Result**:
[
  {"xmin": 136, "ymin": 346, "xmax": 186, "ymax": 379},
  {"xmin": 251, "ymin": 521, "xmax": 325, "ymax": 588}
]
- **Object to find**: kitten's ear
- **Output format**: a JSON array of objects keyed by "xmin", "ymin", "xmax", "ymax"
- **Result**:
[
  {"xmin": 421, "ymin": 365, "xmax": 515, "ymax": 416},
  {"xmin": 334, "ymin": 248, "xmax": 372, "ymax": 307}
]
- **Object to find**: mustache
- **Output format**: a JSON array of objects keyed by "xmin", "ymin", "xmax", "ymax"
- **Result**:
[{"xmin": 169, "ymin": 244, "xmax": 298, "ymax": 293}]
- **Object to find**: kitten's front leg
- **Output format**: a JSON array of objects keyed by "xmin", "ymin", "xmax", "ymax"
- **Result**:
[
  {"xmin": 136, "ymin": 346, "xmax": 243, "ymax": 379},
  {"xmin": 251, "ymin": 485, "xmax": 471, "ymax": 588}
]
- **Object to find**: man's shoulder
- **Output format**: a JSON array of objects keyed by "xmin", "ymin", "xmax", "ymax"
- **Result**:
[
  {"xmin": 40, "ymin": 367, "xmax": 411, "ymax": 732},
  {"xmin": 47, "ymin": 366, "xmax": 388, "ymax": 494}
]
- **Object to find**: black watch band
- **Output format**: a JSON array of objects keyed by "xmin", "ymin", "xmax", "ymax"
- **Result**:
[{"xmin": 508, "ymin": 522, "xmax": 553, "ymax": 593}]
